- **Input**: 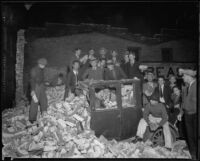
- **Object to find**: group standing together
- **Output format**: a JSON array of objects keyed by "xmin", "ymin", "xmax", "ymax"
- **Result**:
[{"xmin": 28, "ymin": 47, "xmax": 197, "ymax": 159}]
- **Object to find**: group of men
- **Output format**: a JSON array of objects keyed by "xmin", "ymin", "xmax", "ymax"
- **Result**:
[
  {"xmin": 133, "ymin": 69, "xmax": 197, "ymax": 159},
  {"xmin": 28, "ymin": 47, "xmax": 197, "ymax": 159}
]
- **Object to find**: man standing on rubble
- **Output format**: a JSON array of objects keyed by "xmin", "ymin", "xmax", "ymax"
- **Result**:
[
  {"xmin": 29, "ymin": 58, "xmax": 48, "ymax": 124},
  {"xmin": 64, "ymin": 60, "xmax": 81, "ymax": 100},
  {"xmin": 178, "ymin": 68, "xmax": 197, "ymax": 160},
  {"xmin": 132, "ymin": 91, "xmax": 173, "ymax": 150}
]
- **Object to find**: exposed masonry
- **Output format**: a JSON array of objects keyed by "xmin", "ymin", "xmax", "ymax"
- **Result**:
[{"xmin": 15, "ymin": 29, "xmax": 26, "ymax": 103}]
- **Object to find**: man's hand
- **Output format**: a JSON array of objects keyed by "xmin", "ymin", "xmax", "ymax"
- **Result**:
[
  {"xmin": 144, "ymin": 90, "xmax": 151, "ymax": 96},
  {"xmin": 149, "ymin": 122, "xmax": 159, "ymax": 131},
  {"xmin": 31, "ymin": 91, "xmax": 38, "ymax": 103},
  {"xmin": 133, "ymin": 77, "xmax": 139, "ymax": 80},
  {"xmin": 174, "ymin": 104, "xmax": 180, "ymax": 108},
  {"xmin": 45, "ymin": 82, "xmax": 50, "ymax": 86},
  {"xmin": 177, "ymin": 114, "xmax": 182, "ymax": 121},
  {"xmin": 31, "ymin": 91, "xmax": 36, "ymax": 97}
]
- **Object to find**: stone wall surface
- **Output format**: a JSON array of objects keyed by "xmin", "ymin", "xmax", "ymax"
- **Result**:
[{"xmin": 15, "ymin": 29, "xmax": 26, "ymax": 103}]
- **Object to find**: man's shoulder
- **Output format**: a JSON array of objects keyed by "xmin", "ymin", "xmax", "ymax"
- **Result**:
[
  {"xmin": 191, "ymin": 80, "xmax": 197, "ymax": 88},
  {"xmin": 31, "ymin": 66, "xmax": 39, "ymax": 72}
]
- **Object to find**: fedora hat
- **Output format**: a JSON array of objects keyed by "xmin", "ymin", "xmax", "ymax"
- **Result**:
[{"xmin": 179, "ymin": 68, "xmax": 196, "ymax": 77}]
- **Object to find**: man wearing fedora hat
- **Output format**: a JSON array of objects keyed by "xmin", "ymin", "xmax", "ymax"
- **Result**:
[
  {"xmin": 178, "ymin": 68, "xmax": 197, "ymax": 159},
  {"xmin": 29, "ymin": 58, "xmax": 48, "ymax": 123},
  {"xmin": 133, "ymin": 91, "xmax": 173, "ymax": 150},
  {"xmin": 82, "ymin": 58, "xmax": 104, "ymax": 81},
  {"xmin": 104, "ymin": 60, "xmax": 127, "ymax": 80},
  {"xmin": 142, "ymin": 71, "xmax": 158, "ymax": 106}
]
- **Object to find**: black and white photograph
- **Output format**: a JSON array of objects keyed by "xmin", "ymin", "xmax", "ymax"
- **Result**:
[{"xmin": 1, "ymin": 1, "xmax": 199, "ymax": 160}]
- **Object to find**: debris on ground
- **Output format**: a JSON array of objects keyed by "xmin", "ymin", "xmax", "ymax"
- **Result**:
[{"xmin": 2, "ymin": 85, "xmax": 191, "ymax": 159}]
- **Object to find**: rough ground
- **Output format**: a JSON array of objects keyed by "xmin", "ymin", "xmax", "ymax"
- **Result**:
[{"xmin": 2, "ymin": 85, "xmax": 191, "ymax": 159}]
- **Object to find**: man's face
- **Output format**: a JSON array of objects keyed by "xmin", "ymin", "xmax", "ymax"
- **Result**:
[
  {"xmin": 101, "ymin": 60, "xmax": 106, "ymax": 66},
  {"xmin": 100, "ymin": 49, "xmax": 106, "ymax": 55},
  {"xmin": 147, "ymin": 73, "xmax": 153, "ymax": 82},
  {"xmin": 39, "ymin": 64, "xmax": 45, "ymax": 69},
  {"xmin": 76, "ymin": 49, "xmax": 81, "ymax": 56},
  {"xmin": 73, "ymin": 62, "xmax": 80, "ymax": 70},
  {"xmin": 112, "ymin": 51, "xmax": 117, "ymax": 57},
  {"xmin": 89, "ymin": 49, "xmax": 95, "ymax": 55},
  {"xmin": 129, "ymin": 54, "xmax": 135, "ymax": 60},
  {"xmin": 124, "ymin": 55, "xmax": 129, "ymax": 62},
  {"xmin": 108, "ymin": 64, "xmax": 114, "ymax": 70},
  {"xmin": 91, "ymin": 60, "xmax": 97, "ymax": 67},
  {"xmin": 57, "ymin": 77, "xmax": 63, "ymax": 85},
  {"xmin": 173, "ymin": 87, "xmax": 180, "ymax": 96},
  {"xmin": 158, "ymin": 78, "xmax": 164, "ymax": 86},
  {"xmin": 182, "ymin": 74, "xmax": 190, "ymax": 83},
  {"xmin": 169, "ymin": 76, "xmax": 176, "ymax": 84}
]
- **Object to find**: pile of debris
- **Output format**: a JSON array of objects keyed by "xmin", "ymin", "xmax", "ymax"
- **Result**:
[{"xmin": 2, "ymin": 85, "xmax": 191, "ymax": 159}]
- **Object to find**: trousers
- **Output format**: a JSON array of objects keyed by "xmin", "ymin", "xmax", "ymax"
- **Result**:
[
  {"xmin": 29, "ymin": 84, "xmax": 47, "ymax": 122},
  {"xmin": 136, "ymin": 115, "xmax": 173, "ymax": 148},
  {"xmin": 184, "ymin": 113, "xmax": 197, "ymax": 159}
]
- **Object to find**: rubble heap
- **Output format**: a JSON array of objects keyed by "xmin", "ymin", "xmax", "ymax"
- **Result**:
[{"xmin": 2, "ymin": 85, "xmax": 191, "ymax": 159}]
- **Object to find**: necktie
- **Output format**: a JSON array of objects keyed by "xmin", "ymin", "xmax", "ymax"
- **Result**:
[
  {"xmin": 160, "ymin": 86, "xmax": 163, "ymax": 97},
  {"xmin": 75, "ymin": 72, "xmax": 78, "ymax": 86},
  {"xmin": 186, "ymin": 86, "xmax": 189, "ymax": 96},
  {"xmin": 112, "ymin": 70, "xmax": 117, "ymax": 80}
]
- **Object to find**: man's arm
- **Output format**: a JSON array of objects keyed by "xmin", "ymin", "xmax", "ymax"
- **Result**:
[
  {"xmin": 158, "ymin": 104, "xmax": 168, "ymax": 127},
  {"xmin": 104, "ymin": 69, "xmax": 109, "ymax": 80},
  {"xmin": 119, "ymin": 67, "xmax": 127, "ymax": 79},
  {"xmin": 82, "ymin": 69, "xmax": 89, "ymax": 81},
  {"xmin": 65, "ymin": 72, "xmax": 71, "ymax": 89},
  {"xmin": 143, "ymin": 104, "xmax": 150, "ymax": 124},
  {"xmin": 30, "ymin": 68, "xmax": 37, "ymax": 91}
]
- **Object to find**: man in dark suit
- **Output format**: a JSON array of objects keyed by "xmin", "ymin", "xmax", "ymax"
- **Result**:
[
  {"xmin": 121, "ymin": 50, "xmax": 129, "ymax": 76},
  {"xmin": 178, "ymin": 68, "xmax": 197, "ymax": 160},
  {"xmin": 67, "ymin": 48, "xmax": 82, "ymax": 74},
  {"xmin": 127, "ymin": 52, "xmax": 142, "ymax": 80},
  {"xmin": 64, "ymin": 60, "xmax": 82, "ymax": 100},
  {"xmin": 155, "ymin": 76, "xmax": 173, "ymax": 110},
  {"xmin": 104, "ymin": 60, "xmax": 127, "ymax": 80},
  {"xmin": 29, "ymin": 58, "xmax": 48, "ymax": 123}
]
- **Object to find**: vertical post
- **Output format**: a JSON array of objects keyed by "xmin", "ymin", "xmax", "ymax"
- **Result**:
[{"xmin": 15, "ymin": 29, "xmax": 26, "ymax": 103}]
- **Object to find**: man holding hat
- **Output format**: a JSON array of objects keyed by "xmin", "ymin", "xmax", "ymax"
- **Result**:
[
  {"xmin": 133, "ymin": 91, "xmax": 173, "ymax": 150},
  {"xmin": 29, "ymin": 58, "xmax": 48, "ymax": 123},
  {"xmin": 104, "ymin": 60, "xmax": 127, "ymax": 80},
  {"xmin": 178, "ymin": 68, "xmax": 197, "ymax": 159}
]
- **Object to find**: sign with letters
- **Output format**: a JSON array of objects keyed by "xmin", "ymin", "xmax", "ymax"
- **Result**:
[{"xmin": 141, "ymin": 62, "xmax": 196, "ymax": 79}]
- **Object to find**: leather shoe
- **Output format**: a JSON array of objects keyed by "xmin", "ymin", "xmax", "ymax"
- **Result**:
[
  {"xmin": 165, "ymin": 147, "xmax": 172, "ymax": 151},
  {"xmin": 132, "ymin": 136, "xmax": 143, "ymax": 143}
]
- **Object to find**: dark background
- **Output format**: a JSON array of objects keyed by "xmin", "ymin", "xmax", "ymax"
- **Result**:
[{"xmin": 3, "ymin": 2, "xmax": 199, "ymax": 37}]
